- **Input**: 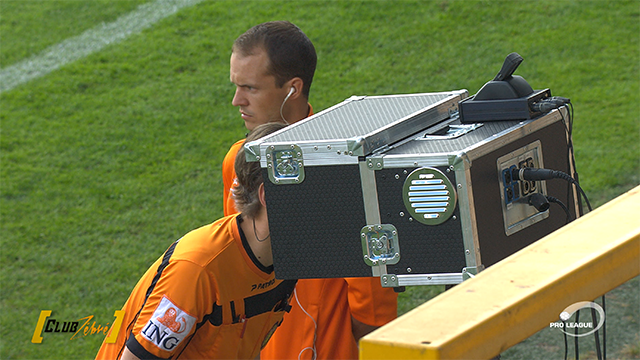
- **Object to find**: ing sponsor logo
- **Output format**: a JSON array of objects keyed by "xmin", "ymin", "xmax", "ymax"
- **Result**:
[{"xmin": 140, "ymin": 296, "xmax": 196, "ymax": 352}]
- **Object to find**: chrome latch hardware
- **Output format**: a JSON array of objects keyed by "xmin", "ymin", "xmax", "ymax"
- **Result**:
[
  {"xmin": 361, "ymin": 224, "xmax": 400, "ymax": 267},
  {"xmin": 266, "ymin": 144, "xmax": 304, "ymax": 185}
]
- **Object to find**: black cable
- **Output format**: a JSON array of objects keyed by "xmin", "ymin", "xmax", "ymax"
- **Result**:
[
  {"xmin": 563, "ymin": 320, "xmax": 568, "ymax": 360},
  {"xmin": 559, "ymin": 105, "xmax": 579, "ymax": 218},
  {"xmin": 511, "ymin": 167, "xmax": 592, "ymax": 212},
  {"xmin": 592, "ymin": 306, "xmax": 603, "ymax": 360},
  {"xmin": 602, "ymin": 297, "xmax": 608, "ymax": 360},
  {"xmin": 546, "ymin": 196, "xmax": 572, "ymax": 224},
  {"xmin": 575, "ymin": 310, "xmax": 580, "ymax": 360},
  {"xmin": 553, "ymin": 101, "xmax": 607, "ymax": 360}
]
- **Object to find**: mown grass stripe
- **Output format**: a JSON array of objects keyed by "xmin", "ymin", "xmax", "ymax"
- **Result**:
[{"xmin": 0, "ymin": 0, "xmax": 204, "ymax": 94}]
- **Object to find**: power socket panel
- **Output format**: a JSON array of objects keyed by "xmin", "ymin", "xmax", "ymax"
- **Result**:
[{"xmin": 497, "ymin": 140, "xmax": 549, "ymax": 236}]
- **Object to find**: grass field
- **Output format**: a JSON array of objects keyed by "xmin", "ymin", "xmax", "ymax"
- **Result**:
[{"xmin": 1, "ymin": 0, "xmax": 638, "ymax": 359}]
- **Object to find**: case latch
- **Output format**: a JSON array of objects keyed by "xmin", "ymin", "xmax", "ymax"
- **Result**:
[
  {"xmin": 361, "ymin": 224, "xmax": 400, "ymax": 267},
  {"xmin": 266, "ymin": 144, "xmax": 305, "ymax": 185}
]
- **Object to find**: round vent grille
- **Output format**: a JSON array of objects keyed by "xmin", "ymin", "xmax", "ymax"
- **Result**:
[{"xmin": 402, "ymin": 167, "xmax": 457, "ymax": 225}]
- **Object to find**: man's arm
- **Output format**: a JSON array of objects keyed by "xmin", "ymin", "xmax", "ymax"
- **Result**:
[
  {"xmin": 120, "ymin": 347, "xmax": 140, "ymax": 360},
  {"xmin": 351, "ymin": 316, "xmax": 378, "ymax": 341},
  {"xmin": 345, "ymin": 277, "xmax": 398, "ymax": 342}
]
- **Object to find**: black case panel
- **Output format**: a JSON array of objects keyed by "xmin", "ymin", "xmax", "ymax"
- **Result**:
[
  {"xmin": 263, "ymin": 164, "xmax": 372, "ymax": 279},
  {"xmin": 375, "ymin": 167, "xmax": 466, "ymax": 275}
]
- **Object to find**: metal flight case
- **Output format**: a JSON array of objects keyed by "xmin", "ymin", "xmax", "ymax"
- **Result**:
[
  {"xmin": 366, "ymin": 107, "xmax": 578, "ymax": 287},
  {"xmin": 245, "ymin": 91, "xmax": 577, "ymax": 287}
]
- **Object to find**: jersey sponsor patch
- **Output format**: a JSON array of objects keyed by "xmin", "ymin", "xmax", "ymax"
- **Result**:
[{"xmin": 140, "ymin": 296, "xmax": 196, "ymax": 352}]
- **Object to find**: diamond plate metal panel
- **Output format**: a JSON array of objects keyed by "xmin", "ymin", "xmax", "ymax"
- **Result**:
[
  {"xmin": 384, "ymin": 119, "xmax": 523, "ymax": 155},
  {"xmin": 252, "ymin": 91, "xmax": 468, "ymax": 157}
]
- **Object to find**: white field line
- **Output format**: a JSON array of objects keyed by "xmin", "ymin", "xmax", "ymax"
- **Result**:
[{"xmin": 0, "ymin": 0, "xmax": 204, "ymax": 94}]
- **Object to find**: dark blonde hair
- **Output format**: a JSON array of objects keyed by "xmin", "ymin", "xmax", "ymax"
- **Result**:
[{"xmin": 233, "ymin": 122, "xmax": 287, "ymax": 218}]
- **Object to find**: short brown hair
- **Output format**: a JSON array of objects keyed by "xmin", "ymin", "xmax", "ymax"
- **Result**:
[
  {"xmin": 232, "ymin": 21, "xmax": 317, "ymax": 98},
  {"xmin": 233, "ymin": 122, "xmax": 288, "ymax": 218}
]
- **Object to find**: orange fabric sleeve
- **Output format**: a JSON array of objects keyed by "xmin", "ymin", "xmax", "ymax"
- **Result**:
[
  {"xmin": 222, "ymin": 139, "xmax": 245, "ymax": 216},
  {"xmin": 345, "ymin": 277, "xmax": 398, "ymax": 326},
  {"xmin": 130, "ymin": 260, "xmax": 213, "ymax": 358}
]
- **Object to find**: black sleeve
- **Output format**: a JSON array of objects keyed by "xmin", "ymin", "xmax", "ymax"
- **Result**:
[{"xmin": 125, "ymin": 332, "xmax": 166, "ymax": 360}]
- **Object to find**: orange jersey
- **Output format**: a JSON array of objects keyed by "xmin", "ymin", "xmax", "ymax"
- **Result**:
[
  {"xmin": 96, "ymin": 215, "xmax": 296, "ymax": 359},
  {"xmin": 261, "ymin": 277, "xmax": 397, "ymax": 359},
  {"xmin": 222, "ymin": 139, "xmax": 246, "ymax": 216},
  {"xmin": 221, "ymin": 105, "xmax": 398, "ymax": 359}
]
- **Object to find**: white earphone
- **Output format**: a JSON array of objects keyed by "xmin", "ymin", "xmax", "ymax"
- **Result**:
[
  {"xmin": 294, "ymin": 288, "xmax": 317, "ymax": 360},
  {"xmin": 280, "ymin": 87, "xmax": 296, "ymax": 125}
]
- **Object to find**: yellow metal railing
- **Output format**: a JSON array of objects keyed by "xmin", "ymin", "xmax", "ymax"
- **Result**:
[{"xmin": 360, "ymin": 186, "xmax": 640, "ymax": 360}]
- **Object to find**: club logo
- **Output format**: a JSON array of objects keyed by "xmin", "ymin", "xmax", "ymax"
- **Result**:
[{"xmin": 31, "ymin": 310, "xmax": 125, "ymax": 344}]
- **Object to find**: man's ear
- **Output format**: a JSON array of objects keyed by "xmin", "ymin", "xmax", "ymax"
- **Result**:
[
  {"xmin": 288, "ymin": 77, "xmax": 304, "ymax": 99},
  {"xmin": 258, "ymin": 183, "xmax": 267, "ymax": 208}
]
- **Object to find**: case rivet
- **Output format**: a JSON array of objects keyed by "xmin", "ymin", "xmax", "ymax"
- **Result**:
[
  {"xmin": 449, "ymin": 165, "xmax": 455, "ymax": 171},
  {"xmin": 377, "ymin": 163, "xmax": 382, "ymax": 168},
  {"xmin": 314, "ymin": 146, "xmax": 318, "ymax": 151},
  {"xmin": 452, "ymin": 215, "xmax": 457, "ymax": 220},
  {"xmin": 256, "ymin": 156, "xmax": 261, "ymax": 160},
  {"xmin": 327, "ymin": 145, "xmax": 332, "ymax": 150},
  {"xmin": 409, "ymin": 217, "xmax": 413, "ymax": 222},
  {"xmin": 395, "ymin": 174, "xmax": 400, "ymax": 179},
  {"xmin": 403, "ymin": 170, "xmax": 408, "ymax": 174},
  {"xmin": 337, "ymin": 150, "xmax": 341, "ymax": 155},
  {"xmin": 457, "ymin": 184, "xmax": 463, "ymax": 189},
  {"xmin": 399, "ymin": 212, "xmax": 405, "ymax": 217},
  {"xmin": 465, "ymin": 249, "xmax": 471, "ymax": 255},
  {"xmin": 407, "ymin": 267, "xmax": 412, "ymax": 273}
]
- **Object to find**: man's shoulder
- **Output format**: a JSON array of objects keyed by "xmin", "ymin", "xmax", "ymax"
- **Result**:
[
  {"xmin": 223, "ymin": 139, "xmax": 246, "ymax": 165},
  {"xmin": 172, "ymin": 215, "xmax": 240, "ymax": 266},
  {"xmin": 229, "ymin": 139, "xmax": 246, "ymax": 153}
]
